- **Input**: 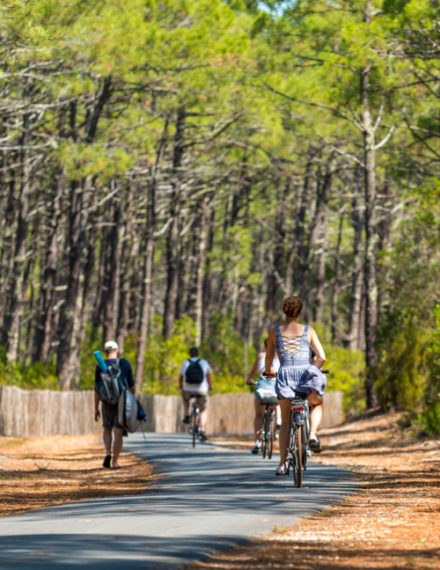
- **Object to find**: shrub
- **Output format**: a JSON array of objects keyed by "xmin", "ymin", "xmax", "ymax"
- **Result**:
[
  {"xmin": 375, "ymin": 314, "xmax": 429, "ymax": 412},
  {"xmin": 313, "ymin": 324, "xmax": 366, "ymax": 415},
  {"xmin": 0, "ymin": 347, "xmax": 59, "ymax": 390}
]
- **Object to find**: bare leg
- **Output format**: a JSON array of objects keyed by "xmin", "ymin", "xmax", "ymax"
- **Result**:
[
  {"xmin": 276, "ymin": 404, "xmax": 282, "ymax": 426},
  {"xmin": 103, "ymin": 427, "xmax": 112, "ymax": 455},
  {"xmin": 254, "ymin": 398, "xmax": 265, "ymax": 442},
  {"xmin": 307, "ymin": 393, "xmax": 323, "ymax": 434},
  {"xmin": 199, "ymin": 408, "xmax": 208, "ymax": 431},
  {"xmin": 182, "ymin": 398, "xmax": 190, "ymax": 417},
  {"xmin": 278, "ymin": 399, "xmax": 291, "ymax": 465},
  {"xmin": 112, "ymin": 428, "xmax": 123, "ymax": 468}
]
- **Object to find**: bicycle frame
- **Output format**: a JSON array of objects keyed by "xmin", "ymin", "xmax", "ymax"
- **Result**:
[{"xmin": 188, "ymin": 400, "xmax": 201, "ymax": 448}]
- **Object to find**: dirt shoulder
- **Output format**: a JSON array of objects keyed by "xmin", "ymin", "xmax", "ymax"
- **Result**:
[
  {"xmin": 193, "ymin": 412, "xmax": 440, "ymax": 569},
  {"xmin": 0, "ymin": 433, "xmax": 155, "ymax": 517}
]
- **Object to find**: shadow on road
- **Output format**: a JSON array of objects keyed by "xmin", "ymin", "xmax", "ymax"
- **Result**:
[{"xmin": 0, "ymin": 533, "xmax": 246, "ymax": 569}]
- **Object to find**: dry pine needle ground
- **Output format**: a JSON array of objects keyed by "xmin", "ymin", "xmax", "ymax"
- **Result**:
[{"xmin": 0, "ymin": 433, "xmax": 155, "ymax": 517}]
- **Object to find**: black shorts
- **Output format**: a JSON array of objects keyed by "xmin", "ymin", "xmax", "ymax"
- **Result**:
[{"xmin": 101, "ymin": 402, "xmax": 123, "ymax": 429}]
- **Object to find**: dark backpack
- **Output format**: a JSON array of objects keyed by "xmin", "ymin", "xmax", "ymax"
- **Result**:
[
  {"xmin": 96, "ymin": 359, "xmax": 124, "ymax": 405},
  {"xmin": 185, "ymin": 359, "xmax": 204, "ymax": 385}
]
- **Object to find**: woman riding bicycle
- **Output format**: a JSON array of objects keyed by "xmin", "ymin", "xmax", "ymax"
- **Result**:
[
  {"xmin": 264, "ymin": 296, "xmax": 327, "ymax": 476},
  {"xmin": 246, "ymin": 338, "xmax": 280, "ymax": 454}
]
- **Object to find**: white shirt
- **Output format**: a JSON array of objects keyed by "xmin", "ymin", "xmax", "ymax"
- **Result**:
[
  {"xmin": 258, "ymin": 353, "xmax": 280, "ymax": 374},
  {"xmin": 180, "ymin": 358, "xmax": 212, "ymax": 394}
]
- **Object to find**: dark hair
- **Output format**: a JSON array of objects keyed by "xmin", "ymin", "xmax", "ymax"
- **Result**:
[
  {"xmin": 263, "ymin": 337, "xmax": 268, "ymax": 348},
  {"xmin": 282, "ymin": 296, "xmax": 304, "ymax": 319},
  {"xmin": 189, "ymin": 347, "xmax": 199, "ymax": 357}
]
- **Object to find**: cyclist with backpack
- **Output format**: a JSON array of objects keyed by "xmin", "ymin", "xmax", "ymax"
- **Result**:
[
  {"xmin": 179, "ymin": 347, "xmax": 212, "ymax": 441},
  {"xmin": 94, "ymin": 340, "xmax": 135, "ymax": 469},
  {"xmin": 246, "ymin": 338, "xmax": 281, "ymax": 455}
]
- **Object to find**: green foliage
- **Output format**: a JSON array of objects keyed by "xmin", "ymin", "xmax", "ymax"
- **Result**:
[
  {"xmin": 375, "ymin": 315, "xmax": 429, "ymax": 412},
  {"xmin": 134, "ymin": 315, "xmax": 255, "ymax": 395},
  {"xmin": 140, "ymin": 316, "xmax": 197, "ymax": 395},
  {"xmin": 418, "ymin": 400, "xmax": 440, "ymax": 436},
  {"xmin": 0, "ymin": 347, "xmax": 59, "ymax": 390},
  {"xmin": 417, "ymin": 306, "xmax": 440, "ymax": 434},
  {"xmin": 201, "ymin": 315, "xmax": 257, "ymax": 393},
  {"xmin": 375, "ymin": 183, "xmax": 440, "ymax": 429},
  {"xmin": 313, "ymin": 324, "xmax": 366, "ymax": 415}
]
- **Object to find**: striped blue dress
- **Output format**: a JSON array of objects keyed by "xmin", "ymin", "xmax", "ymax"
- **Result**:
[{"xmin": 274, "ymin": 324, "xmax": 327, "ymax": 399}]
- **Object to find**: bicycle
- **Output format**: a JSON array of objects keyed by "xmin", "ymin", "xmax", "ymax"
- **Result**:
[
  {"xmin": 287, "ymin": 369, "xmax": 329, "ymax": 488},
  {"xmin": 188, "ymin": 399, "xmax": 201, "ymax": 448},
  {"xmin": 250, "ymin": 379, "xmax": 279, "ymax": 460},
  {"xmin": 261, "ymin": 401, "xmax": 277, "ymax": 459}
]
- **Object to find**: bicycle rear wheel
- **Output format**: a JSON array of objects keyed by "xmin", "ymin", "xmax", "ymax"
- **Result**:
[
  {"xmin": 191, "ymin": 412, "xmax": 198, "ymax": 448},
  {"xmin": 293, "ymin": 424, "xmax": 303, "ymax": 488},
  {"xmin": 267, "ymin": 411, "xmax": 275, "ymax": 459},
  {"xmin": 302, "ymin": 424, "xmax": 308, "ymax": 470}
]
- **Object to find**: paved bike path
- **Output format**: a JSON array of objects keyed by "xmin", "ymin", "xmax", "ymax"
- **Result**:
[{"xmin": 0, "ymin": 433, "xmax": 356, "ymax": 568}]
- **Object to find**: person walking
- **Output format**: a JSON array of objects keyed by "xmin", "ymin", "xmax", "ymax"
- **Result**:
[
  {"xmin": 94, "ymin": 340, "xmax": 135, "ymax": 469},
  {"xmin": 264, "ymin": 296, "xmax": 327, "ymax": 476},
  {"xmin": 179, "ymin": 347, "xmax": 212, "ymax": 441},
  {"xmin": 246, "ymin": 338, "xmax": 281, "ymax": 454}
]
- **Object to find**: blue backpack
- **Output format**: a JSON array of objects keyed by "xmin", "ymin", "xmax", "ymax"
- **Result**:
[{"xmin": 94, "ymin": 352, "xmax": 124, "ymax": 405}]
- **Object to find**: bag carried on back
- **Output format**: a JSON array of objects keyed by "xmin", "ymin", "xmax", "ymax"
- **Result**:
[
  {"xmin": 185, "ymin": 359, "xmax": 204, "ymax": 385},
  {"xmin": 94, "ymin": 351, "xmax": 123, "ymax": 405},
  {"xmin": 94, "ymin": 350, "xmax": 147, "ymax": 433}
]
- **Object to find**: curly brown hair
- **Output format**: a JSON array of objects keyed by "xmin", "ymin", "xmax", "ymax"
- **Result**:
[{"xmin": 282, "ymin": 296, "xmax": 304, "ymax": 319}]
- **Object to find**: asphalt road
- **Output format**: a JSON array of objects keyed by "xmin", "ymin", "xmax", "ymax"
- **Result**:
[{"xmin": 0, "ymin": 433, "xmax": 356, "ymax": 568}]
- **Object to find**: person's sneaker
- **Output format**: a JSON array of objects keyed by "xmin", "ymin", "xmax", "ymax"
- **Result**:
[
  {"xmin": 275, "ymin": 463, "xmax": 288, "ymax": 476},
  {"xmin": 309, "ymin": 432, "xmax": 321, "ymax": 453},
  {"xmin": 103, "ymin": 454, "xmax": 111, "ymax": 469},
  {"xmin": 199, "ymin": 431, "xmax": 208, "ymax": 441},
  {"xmin": 182, "ymin": 415, "xmax": 190, "ymax": 424},
  {"xmin": 251, "ymin": 442, "xmax": 261, "ymax": 455}
]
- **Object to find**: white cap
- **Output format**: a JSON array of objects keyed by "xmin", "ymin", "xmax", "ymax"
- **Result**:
[{"xmin": 104, "ymin": 340, "xmax": 118, "ymax": 352}]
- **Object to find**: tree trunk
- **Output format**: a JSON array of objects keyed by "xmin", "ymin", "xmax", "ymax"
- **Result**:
[
  {"xmin": 136, "ymin": 116, "xmax": 168, "ymax": 389},
  {"xmin": 361, "ymin": 18, "xmax": 379, "ymax": 408},
  {"xmin": 103, "ymin": 195, "xmax": 122, "ymax": 342},
  {"xmin": 32, "ymin": 176, "xmax": 64, "ymax": 362},
  {"xmin": 331, "ymin": 210, "xmax": 344, "ymax": 342},
  {"xmin": 56, "ymin": 181, "xmax": 88, "ymax": 389},
  {"xmin": 313, "ymin": 159, "xmax": 332, "ymax": 323},
  {"xmin": 292, "ymin": 147, "xmax": 315, "ymax": 299},
  {"xmin": 348, "ymin": 166, "xmax": 364, "ymax": 350},
  {"xmin": 202, "ymin": 202, "xmax": 216, "ymax": 339},
  {"xmin": 163, "ymin": 106, "xmax": 185, "ymax": 339},
  {"xmin": 195, "ymin": 200, "xmax": 210, "ymax": 346},
  {"xmin": 3, "ymin": 113, "xmax": 32, "ymax": 362},
  {"xmin": 116, "ymin": 181, "xmax": 135, "ymax": 350},
  {"xmin": 266, "ymin": 176, "xmax": 289, "ymax": 317}
]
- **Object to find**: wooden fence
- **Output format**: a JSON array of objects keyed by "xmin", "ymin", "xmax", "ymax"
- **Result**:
[{"xmin": 0, "ymin": 385, "xmax": 343, "ymax": 437}]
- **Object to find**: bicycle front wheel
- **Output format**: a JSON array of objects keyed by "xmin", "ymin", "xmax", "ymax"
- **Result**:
[
  {"xmin": 267, "ymin": 412, "xmax": 275, "ymax": 459},
  {"xmin": 293, "ymin": 424, "xmax": 303, "ymax": 488}
]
